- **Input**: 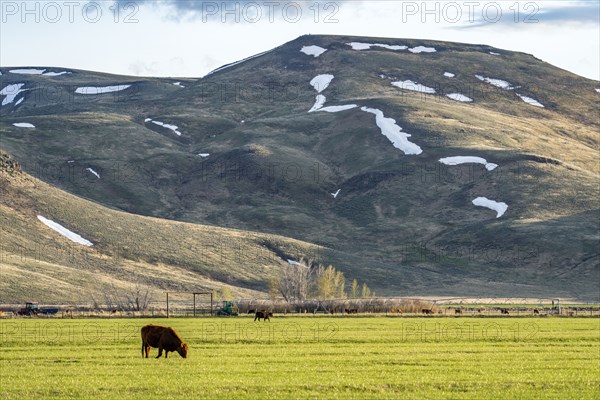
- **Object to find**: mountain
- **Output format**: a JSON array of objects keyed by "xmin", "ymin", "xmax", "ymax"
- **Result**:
[{"xmin": 1, "ymin": 34, "xmax": 598, "ymax": 301}]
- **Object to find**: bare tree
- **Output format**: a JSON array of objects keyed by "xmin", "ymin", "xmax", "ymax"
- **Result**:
[{"xmin": 270, "ymin": 258, "xmax": 315, "ymax": 301}]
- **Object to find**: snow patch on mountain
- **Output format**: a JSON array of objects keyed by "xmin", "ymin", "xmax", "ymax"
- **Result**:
[
  {"xmin": 86, "ymin": 168, "xmax": 100, "ymax": 179},
  {"xmin": 446, "ymin": 93, "xmax": 473, "ymax": 102},
  {"xmin": 444, "ymin": 72, "xmax": 455, "ymax": 78},
  {"xmin": 516, "ymin": 94, "xmax": 544, "ymax": 108},
  {"xmin": 13, "ymin": 122, "xmax": 35, "ymax": 128},
  {"xmin": 439, "ymin": 156, "xmax": 498, "ymax": 171},
  {"xmin": 37, "ymin": 215, "xmax": 93, "ymax": 246},
  {"xmin": 360, "ymin": 107, "xmax": 423, "ymax": 155},
  {"xmin": 147, "ymin": 119, "xmax": 182, "ymax": 136},
  {"xmin": 44, "ymin": 71, "xmax": 71, "ymax": 76},
  {"xmin": 475, "ymin": 75, "xmax": 515, "ymax": 90},
  {"xmin": 409, "ymin": 46, "xmax": 436, "ymax": 53},
  {"xmin": 10, "ymin": 68, "xmax": 46, "ymax": 75},
  {"xmin": 75, "ymin": 85, "xmax": 131, "ymax": 94},
  {"xmin": 317, "ymin": 105, "xmax": 358, "ymax": 113},
  {"xmin": 347, "ymin": 42, "xmax": 407, "ymax": 51},
  {"xmin": 310, "ymin": 74, "xmax": 335, "ymax": 93},
  {"xmin": 392, "ymin": 80, "xmax": 436, "ymax": 94},
  {"xmin": 301, "ymin": 45, "xmax": 328, "ymax": 57},
  {"xmin": 309, "ymin": 95, "xmax": 327, "ymax": 112},
  {"xmin": 207, "ymin": 49, "xmax": 271, "ymax": 75},
  {"xmin": 472, "ymin": 197, "xmax": 508, "ymax": 218},
  {"xmin": 1, "ymin": 83, "xmax": 26, "ymax": 106}
]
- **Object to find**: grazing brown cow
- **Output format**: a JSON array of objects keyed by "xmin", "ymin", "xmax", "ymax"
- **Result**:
[
  {"xmin": 141, "ymin": 324, "xmax": 188, "ymax": 359},
  {"xmin": 254, "ymin": 311, "xmax": 273, "ymax": 322}
]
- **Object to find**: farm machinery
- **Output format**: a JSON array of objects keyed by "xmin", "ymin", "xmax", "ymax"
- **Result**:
[
  {"xmin": 216, "ymin": 301, "xmax": 239, "ymax": 316},
  {"xmin": 16, "ymin": 302, "xmax": 60, "ymax": 317}
]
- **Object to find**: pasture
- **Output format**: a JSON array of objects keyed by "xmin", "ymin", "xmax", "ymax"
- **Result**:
[{"xmin": 1, "ymin": 316, "xmax": 598, "ymax": 399}]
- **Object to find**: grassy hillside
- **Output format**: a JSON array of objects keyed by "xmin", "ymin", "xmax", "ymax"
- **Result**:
[
  {"xmin": 0, "ymin": 151, "xmax": 320, "ymax": 304},
  {"xmin": 1, "ymin": 35, "xmax": 598, "ymax": 300}
]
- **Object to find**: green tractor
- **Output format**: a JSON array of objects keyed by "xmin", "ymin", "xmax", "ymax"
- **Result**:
[{"xmin": 216, "ymin": 301, "xmax": 238, "ymax": 316}]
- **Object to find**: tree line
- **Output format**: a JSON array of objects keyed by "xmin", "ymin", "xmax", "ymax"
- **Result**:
[{"xmin": 268, "ymin": 258, "xmax": 373, "ymax": 301}]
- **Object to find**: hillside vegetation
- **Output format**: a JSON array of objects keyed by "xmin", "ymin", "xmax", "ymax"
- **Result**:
[{"xmin": 1, "ymin": 35, "xmax": 598, "ymax": 300}]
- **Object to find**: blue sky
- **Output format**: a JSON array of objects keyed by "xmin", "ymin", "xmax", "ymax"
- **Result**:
[{"xmin": 1, "ymin": 1, "xmax": 598, "ymax": 79}]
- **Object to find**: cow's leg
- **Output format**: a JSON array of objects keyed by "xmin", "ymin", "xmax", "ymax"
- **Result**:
[
  {"xmin": 156, "ymin": 347, "xmax": 163, "ymax": 358},
  {"xmin": 145, "ymin": 346, "xmax": 151, "ymax": 358},
  {"xmin": 254, "ymin": 315, "xmax": 258, "ymax": 321},
  {"xmin": 141, "ymin": 342, "xmax": 145, "ymax": 358},
  {"xmin": 165, "ymin": 351, "xmax": 169, "ymax": 359}
]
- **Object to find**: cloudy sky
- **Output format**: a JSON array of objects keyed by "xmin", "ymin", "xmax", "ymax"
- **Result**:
[{"xmin": 1, "ymin": 0, "xmax": 598, "ymax": 80}]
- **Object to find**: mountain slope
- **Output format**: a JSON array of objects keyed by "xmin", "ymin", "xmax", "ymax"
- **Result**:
[
  {"xmin": 0, "ymin": 151, "xmax": 321, "ymax": 304},
  {"xmin": 1, "ymin": 35, "xmax": 598, "ymax": 300}
]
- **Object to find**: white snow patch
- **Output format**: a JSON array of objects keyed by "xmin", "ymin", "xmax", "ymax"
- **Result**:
[
  {"xmin": 310, "ymin": 74, "xmax": 335, "ymax": 93},
  {"xmin": 144, "ymin": 118, "xmax": 152, "ymax": 122},
  {"xmin": 317, "ymin": 104, "xmax": 358, "ymax": 113},
  {"xmin": 75, "ymin": 85, "xmax": 131, "ymax": 95},
  {"xmin": 489, "ymin": 52, "xmax": 501, "ymax": 56},
  {"xmin": 13, "ymin": 122, "xmax": 35, "ymax": 128},
  {"xmin": 1, "ymin": 83, "xmax": 26, "ymax": 106},
  {"xmin": 37, "ymin": 215, "xmax": 93, "ymax": 246},
  {"xmin": 331, "ymin": 189, "xmax": 341, "ymax": 199},
  {"xmin": 301, "ymin": 45, "xmax": 328, "ymax": 58},
  {"xmin": 10, "ymin": 68, "xmax": 46, "ymax": 75},
  {"xmin": 472, "ymin": 197, "xmax": 508, "ymax": 218},
  {"xmin": 207, "ymin": 49, "xmax": 271, "ymax": 75},
  {"xmin": 287, "ymin": 259, "xmax": 302, "ymax": 266},
  {"xmin": 172, "ymin": 82, "xmax": 185, "ymax": 88},
  {"xmin": 444, "ymin": 72, "xmax": 455, "ymax": 78},
  {"xmin": 67, "ymin": 160, "xmax": 75, "ymax": 163},
  {"xmin": 446, "ymin": 93, "xmax": 473, "ymax": 102},
  {"xmin": 44, "ymin": 71, "xmax": 71, "ymax": 76},
  {"xmin": 151, "ymin": 120, "xmax": 182, "ymax": 136},
  {"xmin": 409, "ymin": 46, "xmax": 436, "ymax": 53},
  {"xmin": 86, "ymin": 168, "xmax": 100, "ymax": 179},
  {"xmin": 595, "ymin": 88, "xmax": 600, "ymax": 93},
  {"xmin": 347, "ymin": 42, "xmax": 407, "ymax": 51},
  {"xmin": 516, "ymin": 93, "xmax": 544, "ymax": 108},
  {"xmin": 475, "ymin": 75, "xmax": 514, "ymax": 90},
  {"xmin": 309, "ymin": 95, "xmax": 327, "ymax": 112},
  {"xmin": 360, "ymin": 107, "xmax": 423, "ymax": 155},
  {"xmin": 439, "ymin": 156, "xmax": 498, "ymax": 171},
  {"xmin": 197, "ymin": 153, "xmax": 210, "ymax": 158},
  {"xmin": 15, "ymin": 97, "xmax": 24, "ymax": 106},
  {"xmin": 392, "ymin": 80, "xmax": 436, "ymax": 94}
]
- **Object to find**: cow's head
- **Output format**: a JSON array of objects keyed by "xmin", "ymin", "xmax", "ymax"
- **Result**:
[{"xmin": 177, "ymin": 343, "xmax": 189, "ymax": 358}]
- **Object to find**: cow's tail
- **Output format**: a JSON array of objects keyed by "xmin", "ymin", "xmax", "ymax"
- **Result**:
[{"xmin": 141, "ymin": 340, "xmax": 145, "ymax": 358}]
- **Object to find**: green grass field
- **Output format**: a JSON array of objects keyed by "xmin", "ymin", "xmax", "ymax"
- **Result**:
[{"xmin": 1, "ymin": 316, "xmax": 598, "ymax": 399}]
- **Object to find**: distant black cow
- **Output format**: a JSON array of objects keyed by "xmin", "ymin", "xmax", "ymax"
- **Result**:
[
  {"xmin": 500, "ymin": 308, "xmax": 510, "ymax": 315},
  {"xmin": 345, "ymin": 309, "xmax": 358, "ymax": 314},
  {"xmin": 455, "ymin": 309, "xmax": 462, "ymax": 315},
  {"xmin": 533, "ymin": 309, "xmax": 540, "ymax": 315},
  {"xmin": 421, "ymin": 309, "xmax": 434, "ymax": 315},
  {"xmin": 254, "ymin": 311, "xmax": 273, "ymax": 322},
  {"xmin": 247, "ymin": 309, "xmax": 256, "ymax": 315}
]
